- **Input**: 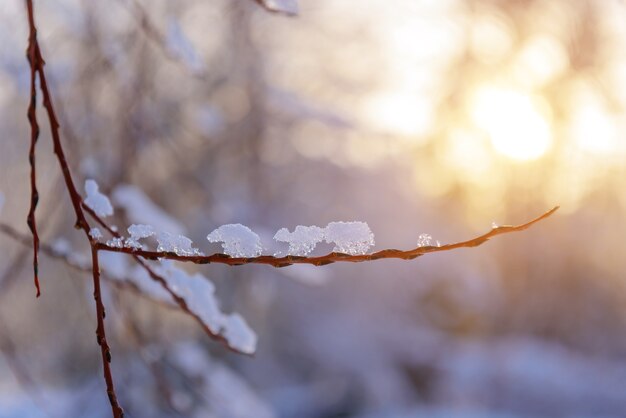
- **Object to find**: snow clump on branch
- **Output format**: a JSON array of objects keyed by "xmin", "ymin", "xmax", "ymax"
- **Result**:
[
  {"xmin": 207, "ymin": 224, "xmax": 263, "ymax": 258},
  {"xmin": 125, "ymin": 224, "xmax": 155, "ymax": 249},
  {"xmin": 273, "ymin": 222, "xmax": 375, "ymax": 256},
  {"xmin": 159, "ymin": 261, "xmax": 257, "ymax": 354},
  {"xmin": 157, "ymin": 231, "xmax": 204, "ymax": 256},
  {"xmin": 324, "ymin": 221, "xmax": 374, "ymax": 255},
  {"xmin": 274, "ymin": 225, "xmax": 325, "ymax": 256},
  {"xmin": 84, "ymin": 179, "xmax": 113, "ymax": 217}
]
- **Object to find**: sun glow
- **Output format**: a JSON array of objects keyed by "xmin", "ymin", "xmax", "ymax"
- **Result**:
[
  {"xmin": 363, "ymin": 91, "xmax": 433, "ymax": 140},
  {"xmin": 470, "ymin": 87, "xmax": 553, "ymax": 161}
]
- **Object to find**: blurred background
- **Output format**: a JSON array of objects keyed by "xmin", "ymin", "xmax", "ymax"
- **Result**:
[{"xmin": 1, "ymin": 0, "xmax": 626, "ymax": 417}]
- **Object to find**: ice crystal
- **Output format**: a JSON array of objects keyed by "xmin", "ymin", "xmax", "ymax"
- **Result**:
[
  {"xmin": 207, "ymin": 224, "xmax": 262, "ymax": 258},
  {"xmin": 417, "ymin": 233, "xmax": 433, "ymax": 247},
  {"xmin": 274, "ymin": 225, "xmax": 325, "ymax": 256},
  {"xmin": 124, "ymin": 224, "xmax": 155, "ymax": 249},
  {"xmin": 324, "ymin": 221, "xmax": 374, "ymax": 255},
  {"xmin": 89, "ymin": 227, "xmax": 103, "ymax": 240},
  {"xmin": 157, "ymin": 231, "xmax": 203, "ymax": 256},
  {"xmin": 84, "ymin": 179, "xmax": 113, "ymax": 217},
  {"xmin": 106, "ymin": 237, "xmax": 124, "ymax": 248}
]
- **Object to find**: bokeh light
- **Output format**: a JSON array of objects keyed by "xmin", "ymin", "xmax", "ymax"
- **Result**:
[{"xmin": 470, "ymin": 86, "xmax": 552, "ymax": 161}]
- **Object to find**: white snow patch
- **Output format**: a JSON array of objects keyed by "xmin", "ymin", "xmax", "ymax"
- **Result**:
[
  {"xmin": 274, "ymin": 225, "xmax": 325, "ymax": 256},
  {"xmin": 207, "ymin": 224, "xmax": 262, "ymax": 258},
  {"xmin": 170, "ymin": 343, "xmax": 274, "ymax": 417},
  {"xmin": 106, "ymin": 237, "xmax": 124, "ymax": 248},
  {"xmin": 156, "ymin": 231, "xmax": 203, "ymax": 256},
  {"xmin": 99, "ymin": 252, "xmax": 130, "ymax": 280},
  {"xmin": 221, "ymin": 313, "xmax": 258, "ymax": 354},
  {"xmin": 50, "ymin": 238, "xmax": 89, "ymax": 268},
  {"xmin": 84, "ymin": 179, "xmax": 113, "ymax": 217},
  {"xmin": 128, "ymin": 265, "xmax": 171, "ymax": 301},
  {"xmin": 112, "ymin": 184, "xmax": 186, "ymax": 234},
  {"xmin": 158, "ymin": 261, "xmax": 257, "ymax": 353},
  {"xmin": 324, "ymin": 221, "xmax": 374, "ymax": 255},
  {"xmin": 125, "ymin": 224, "xmax": 155, "ymax": 249},
  {"xmin": 0, "ymin": 191, "xmax": 4, "ymax": 215}
]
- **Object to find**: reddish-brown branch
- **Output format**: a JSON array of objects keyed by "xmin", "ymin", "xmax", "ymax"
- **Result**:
[
  {"xmin": 24, "ymin": 6, "xmax": 90, "ymax": 235},
  {"xmin": 24, "ymin": 2, "xmax": 123, "ymax": 416},
  {"xmin": 91, "ymin": 247, "xmax": 124, "ymax": 418},
  {"xmin": 25, "ymin": 0, "xmax": 41, "ymax": 297},
  {"xmin": 95, "ymin": 206, "xmax": 559, "ymax": 267},
  {"xmin": 133, "ymin": 256, "xmax": 248, "ymax": 354}
]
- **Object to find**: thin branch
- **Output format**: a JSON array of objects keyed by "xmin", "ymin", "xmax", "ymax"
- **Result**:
[
  {"xmin": 95, "ymin": 206, "xmax": 560, "ymax": 267},
  {"xmin": 90, "ymin": 247, "xmax": 125, "ymax": 417},
  {"xmin": 25, "ymin": 0, "xmax": 41, "ymax": 297},
  {"xmin": 25, "ymin": 8, "xmax": 90, "ymax": 235},
  {"xmin": 24, "ymin": 2, "xmax": 123, "ymax": 416}
]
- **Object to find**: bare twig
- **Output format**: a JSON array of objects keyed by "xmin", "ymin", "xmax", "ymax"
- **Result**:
[
  {"xmin": 25, "ymin": 0, "xmax": 41, "ymax": 297},
  {"xmin": 90, "ymin": 247, "xmax": 124, "ymax": 415},
  {"xmin": 24, "ymin": 2, "xmax": 123, "ymax": 416}
]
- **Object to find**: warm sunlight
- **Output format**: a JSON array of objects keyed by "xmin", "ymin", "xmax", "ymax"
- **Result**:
[
  {"xmin": 470, "ymin": 87, "xmax": 552, "ymax": 161},
  {"xmin": 570, "ymin": 101, "xmax": 618, "ymax": 156},
  {"xmin": 363, "ymin": 91, "xmax": 433, "ymax": 140}
]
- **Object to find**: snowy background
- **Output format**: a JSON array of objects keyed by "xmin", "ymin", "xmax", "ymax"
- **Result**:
[{"xmin": 1, "ymin": 0, "xmax": 626, "ymax": 417}]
